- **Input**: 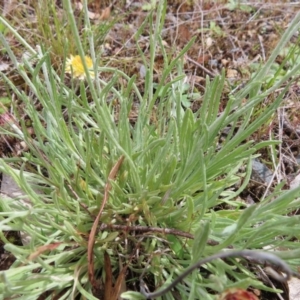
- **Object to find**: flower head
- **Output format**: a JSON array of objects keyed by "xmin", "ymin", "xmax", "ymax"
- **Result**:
[{"xmin": 65, "ymin": 55, "xmax": 95, "ymax": 80}]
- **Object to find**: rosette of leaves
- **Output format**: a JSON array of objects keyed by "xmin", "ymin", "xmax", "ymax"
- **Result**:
[{"xmin": 1, "ymin": 1, "xmax": 300, "ymax": 299}]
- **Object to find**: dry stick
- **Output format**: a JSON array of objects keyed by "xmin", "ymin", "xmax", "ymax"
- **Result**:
[
  {"xmin": 185, "ymin": 55, "xmax": 217, "ymax": 78},
  {"xmin": 88, "ymin": 155, "xmax": 125, "ymax": 287},
  {"xmin": 257, "ymin": 265, "xmax": 286, "ymax": 300},
  {"xmin": 99, "ymin": 224, "xmax": 194, "ymax": 239},
  {"xmin": 99, "ymin": 223, "xmax": 221, "ymax": 246},
  {"xmin": 140, "ymin": 250, "xmax": 296, "ymax": 299}
]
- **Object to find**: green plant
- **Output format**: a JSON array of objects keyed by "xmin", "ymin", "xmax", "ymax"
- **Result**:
[
  {"xmin": 0, "ymin": 97, "xmax": 11, "ymax": 113},
  {"xmin": 3, "ymin": 0, "xmax": 113, "ymax": 70},
  {"xmin": 226, "ymin": 0, "xmax": 253, "ymax": 12},
  {"xmin": 209, "ymin": 21, "xmax": 225, "ymax": 37},
  {"xmin": 1, "ymin": 1, "xmax": 300, "ymax": 299},
  {"xmin": 250, "ymin": 39, "xmax": 300, "ymax": 89}
]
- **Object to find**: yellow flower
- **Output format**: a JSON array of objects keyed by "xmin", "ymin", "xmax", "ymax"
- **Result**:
[{"xmin": 65, "ymin": 55, "xmax": 95, "ymax": 80}]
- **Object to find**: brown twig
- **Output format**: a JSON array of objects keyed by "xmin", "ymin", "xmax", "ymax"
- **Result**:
[
  {"xmin": 185, "ymin": 55, "xmax": 217, "ymax": 78},
  {"xmin": 99, "ymin": 223, "xmax": 194, "ymax": 239},
  {"xmin": 98, "ymin": 223, "xmax": 221, "ymax": 246},
  {"xmin": 88, "ymin": 155, "xmax": 125, "ymax": 288}
]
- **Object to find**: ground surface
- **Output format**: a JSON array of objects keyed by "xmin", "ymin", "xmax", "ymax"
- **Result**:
[{"xmin": 1, "ymin": 1, "xmax": 300, "ymax": 299}]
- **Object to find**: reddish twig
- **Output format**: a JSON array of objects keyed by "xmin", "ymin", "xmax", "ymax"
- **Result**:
[
  {"xmin": 99, "ymin": 223, "xmax": 221, "ymax": 246},
  {"xmin": 99, "ymin": 223, "xmax": 194, "ymax": 239}
]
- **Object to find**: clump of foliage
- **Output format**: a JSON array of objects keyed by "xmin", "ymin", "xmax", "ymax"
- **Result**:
[{"xmin": 1, "ymin": 1, "xmax": 300, "ymax": 299}]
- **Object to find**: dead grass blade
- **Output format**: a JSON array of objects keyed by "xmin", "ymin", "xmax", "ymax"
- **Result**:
[
  {"xmin": 27, "ymin": 242, "xmax": 62, "ymax": 261},
  {"xmin": 112, "ymin": 259, "xmax": 128, "ymax": 300},
  {"xmin": 103, "ymin": 251, "xmax": 128, "ymax": 300},
  {"xmin": 104, "ymin": 251, "xmax": 114, "ymax": 300},
  {"xmin": 88, "ymin": 155, "xmax": 125, "ymax": 287}
]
